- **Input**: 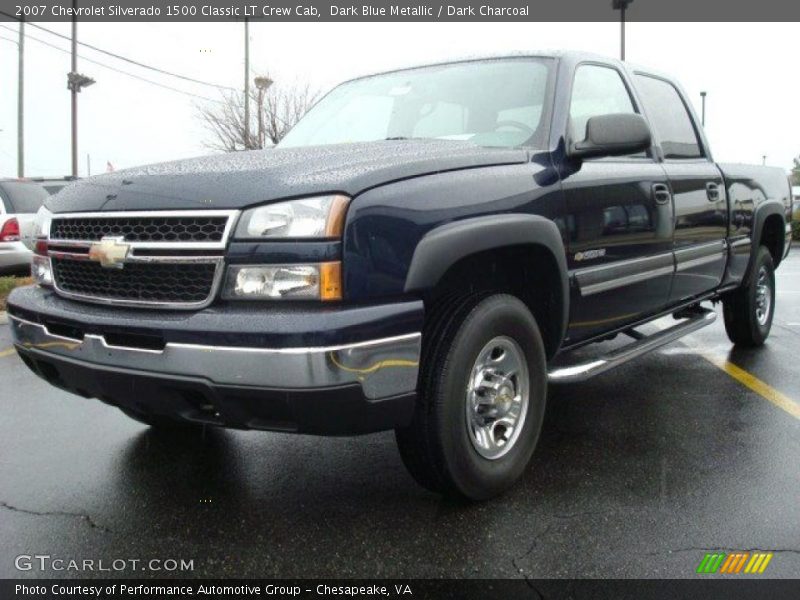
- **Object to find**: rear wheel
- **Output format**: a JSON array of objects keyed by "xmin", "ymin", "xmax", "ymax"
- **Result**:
[
  {"xmin": 723, "ymin": 245, "xmax": 775, "ymax": 347},
  {"xmin": 395, "ymin": 293, "xmax": 547, "ymax": 500}
]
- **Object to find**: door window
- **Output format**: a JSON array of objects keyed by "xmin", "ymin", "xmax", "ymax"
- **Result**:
[
  {"xmin": 569, "ymin": 65, "xmax": 637, "ymax": 142},
  {"xmin": 634, "ymin": 75, "xmax": 703, "ymax": 159}
]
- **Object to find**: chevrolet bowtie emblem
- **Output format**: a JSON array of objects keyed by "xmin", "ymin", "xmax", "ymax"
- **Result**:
[{"xmin": 88, "ymin": 236, "xmax": 130, "ymax": 269}]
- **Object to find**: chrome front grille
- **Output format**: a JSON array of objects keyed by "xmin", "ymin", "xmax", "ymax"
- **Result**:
[
  {"xmin": 46, "ymin": 210, "xmax": 238, "ymax": 309},
  {"xmin": 50, "ymin": 215, "xmax": 229, "ymax": 243}
]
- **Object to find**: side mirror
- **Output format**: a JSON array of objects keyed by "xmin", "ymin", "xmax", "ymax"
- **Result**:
[{"xmin": 569, "ymin": 113, "xmax": 652, "ymax": 159}]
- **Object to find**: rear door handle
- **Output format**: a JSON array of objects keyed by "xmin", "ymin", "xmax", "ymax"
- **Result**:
[
  {"xmin": 706, "ymin": 182, "xmax": 721, "ymax": 201},
  {"xmin": 653, "ymin": 183, "xmax": 671, "ymax": 205}
]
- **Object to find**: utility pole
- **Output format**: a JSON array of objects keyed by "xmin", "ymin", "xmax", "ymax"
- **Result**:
[
  {"xmin": 17, "ymin": 19, "xmax": 24, "ymax": 178},
  {"xmin": 612, "ymin": 0, "xmax": 633, "ymax": 61},
  {"xmin": 700, "ymin": 91, "xmax": 707, "ymax": 127},
  {"xmin": 762, "ymin": 155, "xmax": 767, "ymax": 165},
  {"xmin": 67, "ymin": 1, "xmax": 94, "ymax": 178},
  {"xmin": 70, "ymin": 9, "xmax": 78, "ymax": 177},
  {"xmin": 243, "ymin": 18, "xmax": 250, "ymax": 149}
]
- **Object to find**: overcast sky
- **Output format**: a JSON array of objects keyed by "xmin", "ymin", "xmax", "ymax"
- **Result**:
[{"xmin": 0, "ymin": 22, "xmax": 797, "ymax": 177}]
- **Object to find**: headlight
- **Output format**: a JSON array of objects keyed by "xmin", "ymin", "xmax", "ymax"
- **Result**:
[
  {"xmin": 222, "ymin": 262, "xmax": 342, "ymax": 301},
  {"xmin": 34, "ymin": 206, "xmax": 53, "ymax": 238},
  {"xmin": 235, "ymin": 195, "xmax": 350, "ymax": 239},
  {"xmin": 31, "ymin": 207, "xmax": 53, "ymax": 286}
]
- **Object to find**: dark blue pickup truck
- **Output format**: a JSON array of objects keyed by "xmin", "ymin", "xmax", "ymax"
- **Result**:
[{"xmin": 9, "ymin": 52, "xmax": 792, "ymax": 499}]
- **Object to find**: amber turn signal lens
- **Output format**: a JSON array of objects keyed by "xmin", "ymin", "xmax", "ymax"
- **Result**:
[
  {"xmin": 324, "ymin": 195, "xmax": 351, "ymax": 238},
  {"xmin": 319, "ymin": 261, "xmax": 343, "ymax": 301}
]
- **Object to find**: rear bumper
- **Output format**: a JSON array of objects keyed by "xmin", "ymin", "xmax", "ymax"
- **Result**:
[
  {"xmin": 9, "ymin": 286, "xmax": 423, "ymax": 434},
  {"xmin": 0, "ymin": 241, "xmax": 31, "ymax": 270}
]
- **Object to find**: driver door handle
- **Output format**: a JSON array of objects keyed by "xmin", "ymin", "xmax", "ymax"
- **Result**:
[
  {"xmin": 653, "ymin": 183, "xmax": 672, "ymax": 205},
  {"xmin": 706, "ymin": 182, "xmax": 721, "ymax": 202}
]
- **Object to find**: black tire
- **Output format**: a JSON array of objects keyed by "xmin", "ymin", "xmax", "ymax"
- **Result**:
[
  {"xmin": 723, "ymin": 245, "xmax": 776, "ymax": 347},
  {"xmin": 395, "ymin": 293, "xmax": 547, "ymax": 501},
  {"xmin": 118, "ymin": 407, "xmax": 203, "ymax": 430}
]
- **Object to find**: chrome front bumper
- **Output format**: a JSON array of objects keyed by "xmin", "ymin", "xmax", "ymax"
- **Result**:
[{"xmin": 10, "ymin": 315, "xmax": 421, "ymax": 400}]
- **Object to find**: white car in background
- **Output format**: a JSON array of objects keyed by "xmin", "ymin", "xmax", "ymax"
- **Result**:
[{"xmin": 0, "ymin": 179, "xmax": 50, "ymax": 273}]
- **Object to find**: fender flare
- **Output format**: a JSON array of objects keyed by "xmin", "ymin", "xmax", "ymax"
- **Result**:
[
  {"xmin": 745, "ymin": 200, "xmax": 787, "ymax": 282},
  {"xmin": 404, "ymin": 214, "xmax": 569, "ymax": 348}
]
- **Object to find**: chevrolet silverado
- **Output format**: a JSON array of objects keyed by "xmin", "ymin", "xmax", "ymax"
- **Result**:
[{"xmin": 9, "ymin": 52, "xmax": 792, "ymax": 499}]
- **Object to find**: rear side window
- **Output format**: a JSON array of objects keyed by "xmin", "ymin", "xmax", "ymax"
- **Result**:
[
  {"xmin": 634, "ymin": 75, "xmax": 703, "ymax": 159},
  {"xmin": 0, "ymin": 182, "xmax": 48, "ymax": 213},
  {"xmin": 569, "ymin": 65, "xmax": 637, "ymax": 142}
]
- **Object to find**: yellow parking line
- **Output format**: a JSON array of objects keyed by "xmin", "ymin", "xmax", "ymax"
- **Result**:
[
  {"xmin": 0, "ymin": 347, "xmax": 16, "ymax": 358},
  {"xmin": 699, "ymin": 351, "xmax": 800, "ymax": 421}
]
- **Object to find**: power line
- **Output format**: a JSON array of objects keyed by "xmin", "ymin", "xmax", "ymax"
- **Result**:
[
  {"xmin": 0, "ymin": 24, "xmax": 225, "ymax": 104},
  {"xmin": 0, "ymin": 24, "xmax": 220, "ymax": 102},
  {"xmin": 0, "ymin": 11, "xmax": 237, "ymax": 92}
]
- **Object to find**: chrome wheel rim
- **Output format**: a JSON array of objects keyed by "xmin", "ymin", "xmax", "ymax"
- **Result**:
[
  {"xmin": 755, "ymin": 266, "xmax": 772, "ymax": 326},
  {"xmin": 466, "ymin": 336, "xmax": 529, "ymax": 460}
]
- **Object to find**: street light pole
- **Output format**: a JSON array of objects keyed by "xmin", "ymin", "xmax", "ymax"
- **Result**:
[
  {"xmin": 67, "ymin": 1, "xmax": 94, "ymax": 178},
  {"xmin": 612, "ymin": 0, "xmax": 633, "ymax": 61},
  {"xmin": 243, "ymin": 18, "xmax": 250, "ymax": 149},
  {"xmin": 700, "ymin": 91, "xmax": 707, "ymax": 126},
  {"xmin": 17, "ymin": 19, "xmax": 24, "ymax": 178},
  {"xmin": 254, "ymin": 76, "xmax": 273, "ymax": 148}
]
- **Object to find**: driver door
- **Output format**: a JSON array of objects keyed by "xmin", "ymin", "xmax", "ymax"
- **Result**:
[{"xmin": 561, "ymin": 64, "xmax": 674, "ymax": 344}]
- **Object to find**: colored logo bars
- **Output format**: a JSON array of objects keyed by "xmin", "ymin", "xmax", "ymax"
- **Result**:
[{"xmin": 696, "ymin": 552, "xmax": 773, "ymax": 574}]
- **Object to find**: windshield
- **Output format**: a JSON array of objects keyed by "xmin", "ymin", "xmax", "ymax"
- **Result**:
[{"xmin": 279, "ymin": 58, "xmax": 553, "ymax": 150}]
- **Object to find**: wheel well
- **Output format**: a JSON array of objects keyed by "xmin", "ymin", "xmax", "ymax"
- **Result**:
[
  {"xmin": 425, "ymin": 245, "xmax": 564, "ymax": 358},
  {"xmin": 761, "ymin": 214, "xmax": 785, "ymax": 266}
]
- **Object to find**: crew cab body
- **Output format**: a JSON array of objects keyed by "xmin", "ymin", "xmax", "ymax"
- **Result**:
[{"xmin": 8, "ymin": 52, "xmax": 791, "ymax": 498}]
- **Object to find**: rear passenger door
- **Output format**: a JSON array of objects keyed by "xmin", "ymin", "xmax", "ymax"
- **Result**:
[
  {"xmin": 562, "ymin": 63, "xmax": 674, "ymax": 344},
  {"xmin": 634, "ymin": 74, "xmax": 728, "ymax": 304}
]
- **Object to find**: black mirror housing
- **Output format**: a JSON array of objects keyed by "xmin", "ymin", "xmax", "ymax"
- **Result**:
[{"xmin": 569, "ymin": 113, "xmax": 652, "ymax": 159}]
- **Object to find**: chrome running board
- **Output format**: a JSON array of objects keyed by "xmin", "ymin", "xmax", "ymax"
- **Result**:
[{"xmin": 548, "ymin": 308, "xmax": 716, "ymax": 384}]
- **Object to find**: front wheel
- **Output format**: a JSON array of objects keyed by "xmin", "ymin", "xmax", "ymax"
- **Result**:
[
  {"xmin": 723, "ymin": 245, "xmax": 776, "ymax": 347},
  {"xmin": 395, "ymin": 293, "xmax": 547, "ymax": 501}
]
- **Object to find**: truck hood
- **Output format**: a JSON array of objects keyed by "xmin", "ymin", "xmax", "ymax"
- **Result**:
[{"xmin": 48, "ymin": 140, "xmax": 528, "ymax": 213}]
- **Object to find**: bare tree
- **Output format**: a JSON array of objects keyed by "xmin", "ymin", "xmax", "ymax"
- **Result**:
[{"xmin": 196, "ymin": 78, "xmax": 319, "ymax": 152}]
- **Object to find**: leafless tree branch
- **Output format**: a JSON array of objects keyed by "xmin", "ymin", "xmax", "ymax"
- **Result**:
[{"xmin": 195, "ymin": 77, "xmax": 319, "ymax": 152}]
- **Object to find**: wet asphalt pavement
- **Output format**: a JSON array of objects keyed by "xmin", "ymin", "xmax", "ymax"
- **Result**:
[{"xmin": 1, "ymin": 252, "xmax": 799, "ymax": 581}]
